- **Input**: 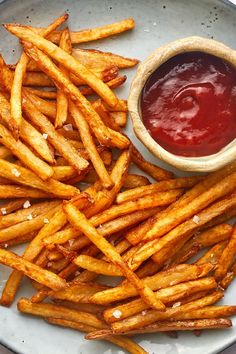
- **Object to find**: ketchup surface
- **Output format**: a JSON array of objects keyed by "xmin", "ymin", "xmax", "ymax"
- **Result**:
[{"xmin": 141, "ymin": 52, "xmax": 236, "ymax": 157}]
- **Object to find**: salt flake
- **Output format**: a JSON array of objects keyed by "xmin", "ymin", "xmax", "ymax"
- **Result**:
[
  {"xmin": 23, "ymin": 200, "xmax": 31, "ymax": 209},
  {"xmin": 193, "ymin": 215, "xmax": 200, "ymax": 224},
  {"xmin": 63, "ymin": 124, "xmax": 73, "ymax": 131},
  {"xmin": 68, "ymin": 239, "xmax": 75, "ymax": 247},
  {"xmin": 112, "ymin": 310, "xmax": 122, "ymax": 319},
  {"xmin": 0, "ymin": 208, "xmax": 7, "ymax": 215},
  {"xmin": 44, "ymin": 218, "xmax": 49, "ymax": 224},
  {"xmin": 141, "ymin": 310, "xmax": 147, "ymax": 315},
  {"xmin": 172, "ymin": 302, "xmax": 181, "ymax": 308},
  {"xmin": 27, "ymin": 213, "xmax": 33, "ymax": 221},
  {"xmin": 42, "ymin": 133, "xmax": 48, "ymax": 140},
  {"xmin": 12, "ymin": 168, "xmax": 21, "ymax": 177}
]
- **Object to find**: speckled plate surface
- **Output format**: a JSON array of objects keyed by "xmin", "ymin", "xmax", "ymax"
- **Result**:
[{"xmin": 0, "ymin": 0, "xmax": 236, "ymax": 353}]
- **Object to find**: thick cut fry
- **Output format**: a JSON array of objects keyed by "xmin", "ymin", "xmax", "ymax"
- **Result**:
[
  {"xmin": 89, "ymin": 263, "xmax": 213, "ymax": 305},
  {"xmin": 5, "ymin": 25, "xmax": 119, "ymax": 108},
  {"xmin": 10, "ymin": 13, "xmax": 69, "ymax": 136},
  {"xmin": 46, "ymin": 318, "xmax": 148, "ymax": 354},
  {"xmin": 0, "ymin": 122, "xmax": 54, "ymax": 180},
  {"xmin": 111, "ymin": 291, "xmax": 223, "ymax": 333},
  {"xmin": 55, "ymin": 28, "xmax": 71, "ymax": 128},
  {"xmin": 0, "ymin": 159, "xmax": 79, "ymax": 198},
  {"xmin": 22, "ymin": 45, "xmax": 129, "ymax": 150},
  {"xmin": 215, "ymin": 225, "xmax": 236, "ymax": 280},
  {"xmin": 0, "ymin": 185, "xmax": 50, "ymax": 199},
  {"xmin": 22, "ymin": 93, "xmax": 89, "ymax": 172},
  {"xmin": 0, "ymin": 91, "xmax": 54, "ymax": 163},
  {"xmin": 69, "ymin": 102, "xmax": 113, "ymax": 188},
  {"xmin": 117, "ymin": 176, "xmax": 204, "ymax": 204},
  {"xmin": 0, "ymin": 249, "xmax": 66, "ymax": 290},
  {"xmin": 64, "ymin": 202, "xmax": 165, "ymax": 311},
  {"xmin": 132, "ymin": 192, "xmax": 236, "ymax": 267},
  {"xmin": 103, "ymin": 277, "xmax": 217, "ymax": 323},
  {"xmin": 87, "ymin": 318, "xmax": 232, "ymax": 339},
  {"xmin": 72, "ymin": 48, "xmax": 139, "ymax": 69}
]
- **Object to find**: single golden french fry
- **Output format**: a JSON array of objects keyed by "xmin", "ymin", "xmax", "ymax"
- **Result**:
[
  {"xmin": 86, "ymin": 318, "xmax": 232, "ymax": 339},
  {"xmin": 64, "ymin": 202, "xmax": 165, "ymax": 311},
  {"xmin": 69, "ymin": 101, "xmax": 113, "ymax": 189},
  {"xmin": 74, "ymin": 255, "xmax": 122, "ymax": 276},
  {"xmin": 0, "ymin": 91, "xmax": 54, "ymax": 164},
  {"xmin": 117, "ymin": 176, "xmax": 204, "ymax": 204},
  {"xmin": 55, "ymin": 28, "xmax": 71, "ymax": 128},
  {"xmin": 111, "ymin": 291, "xmax": 223, "ymax": 333},
  {"xmin": 72, "ymin": 48, "xmax": 139, "ymax": 69},
  {"xmin": 89, "ymin": 263, "xmax": 213, "ymax": 305},
  {"xmin": 25, "ymin": 87, "xmax": 57, "ymax": 99},
  {"xmin": 0, "ymin": 185, "xmax": 51, "ymax": 199},
  {"xmin": 0, "ymin": 249, "xmax": 66, "ymax": 290},
  {"xmin": 37, "ymin": 18, "xmax": 135, "ymax": 44},
  {"xmin": 0, "ymin": 122, "xmax": 54, "ymax": 180},
  {"xmin": 196, "ymin": 241, "xmax": 228, "ymax": 266},
  {"xmin": 5, "ymin": 25, "xmax": 119, "ymax": 108},
  {"xmin": 0, "ymin": 199, "xmax": 28, "ymax": 215},
  {"xmin": 81, "ymin": 76, "xmax": 127, "ymax": 97},
  {"xmin": 215, "ymin": 225, "xmax": 236, "ymax": 280},
  {"xmin": 18, "ymin": 298, "xmax": 106, "ymax": 329}
]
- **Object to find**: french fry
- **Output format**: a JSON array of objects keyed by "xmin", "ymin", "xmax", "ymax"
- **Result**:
[
  {"xmin": 46, "ymin": 318, "xmax": 148, "ymax": 354},
  {"xmin": 74, "ymin": 255, "xmax": 122, "ymax": 276},
  {"xmin": 0, "ymin": 249, "xmax": 66, "ymax": 290},
  {"xmin": 81, "ymin": 76, "xmax": 127, "ymax": 97},
  {"xmin": 5, "ymin": 25, "xmax": 119, "ymax": 108},
  {"xmin": 0, "ymin": 199, "xmax": 28, "ymax": 215},
  {"xmin": 22, "ymin": 45, "xmax": 130, "ymax": 150},
  {"xmin": 0, "ymin": 231, "xmax": 37, "ymax": 248},
  {"xmin": 0, "ymin": 90, "xmax": 54, "ymax": 164},
  {"xmin": 0, "ymin": 122, "xmax": 54, "ymax": 180},
  {"xmin": 72, "ymin": 48, "xmax": 139, "ymax": 69},
  {"xmin": 117, "ymin": 176, "xmax": 204, "ymax": 204},
  {"xmin": 0, "ymin": 185, "xmax": 51, "ymax": 199},
  {"xmin": 37, "ymin": 18, "xmax": 135, "ymax": 44},
  {"xmin": 69, "ymin": 101, "xmax": 113, "ymax": 188},
  {"xmin": 131, "ymin": 145, "xmax": 173, "ymax": 181},
  {"xmin": 0, "ymin": 159, "xmax": 79, "ymax": 198},
  {"xmin": 25, "ymin": 87, "xmax": 57, "ymax": 99},
  {"xmin": 215, "ymin": 225, "xmax": 236, "ymax": 280},
  {"xmin": 26, "ymin": 92, "xmax": 56, "ymax": 119},
  {"xmin": 87, "ymin": 318, "xmax": 232, "ymax": 339},
  {"xmin": 196, "ymin": 241, "xmax": 228, "ymax": 266},
  {"xmin": 111, "ymin": 291, "xmax": 223, "ymax": 333},
  {"xmin": 55, "ymin": 28, "xmax": 71, "ymax": 128},
  {"xmin": 0, "ymin": 146, "xmax": 12, "ymax": 159},
  {"xmin": 64, "ymin": 202, "xmax": 165, "ymax": 311},
  {"xmin": 220, "ymin": 261, "xmax": 236, "ymax": 289},
  {"xmin": 110, "ymin": 111, "xmax": 127, "ymax": 127}
]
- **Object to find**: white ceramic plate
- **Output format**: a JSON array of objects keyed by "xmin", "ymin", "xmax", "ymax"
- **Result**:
[{"xmin": 1, "ymin": 0, "xmax": 236, "ymax": 353}]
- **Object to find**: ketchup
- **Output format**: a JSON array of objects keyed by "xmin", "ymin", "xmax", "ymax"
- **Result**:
[{"xmin": 141, "ymin": 52, "xmax": 236, "ymax": 157}]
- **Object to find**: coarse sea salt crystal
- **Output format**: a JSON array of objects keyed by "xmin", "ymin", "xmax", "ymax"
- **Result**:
[
  {"xmin": 22, "ymin": 98, "xmax": 26, "ymax": 104},
  {"xmin": 12, "ymin": 168, "xmax": 21, "ymax": 177},
  {"xmin": 112, "ymin": 309, "xmax": 122, "ymax": 319},
  {"xmin": 153, "ymin": 21, "xmax": 157, "ymax": 26},
  {"xmin": 23, "ymin": 200, "xmax": 31, "ymax": 209},
  {"xmin": 27, "ymin": 213, "xmax": 33, "ymax": 221},
  {"xmin": 0, "ymin": 208, "xmax": 7, "ymax": 215},
  {"xmin": 142, "ymin": 310, "xmax": 147, "ymax": 315},
  {"xmin": 172, "ymin": 302, "xmax": 181, "ymax": 308},
  {"xmin": 63, "ymin": 124, "xmax": 73, "ymax": 131},
  {"xmin": 68, "ymin": 239, "xmax": 75, "ymax": 247},
  {"xmin": 44, "ymin": 218, "xmax": 49, "ymax": 224},
  {"xmin": 75, "ymin": 270, "xmax": 80, "ymax": 276},
  {"xmin": 192, "ymin": 215, "xmax": 200, "ymax": 224},
  {"xmin": 42, "ymin": 133, "xmax": 48, "ymax": 140},
  {"xmin": 4, "ymin": 244, "xmax": 8, "ymax": 248}
]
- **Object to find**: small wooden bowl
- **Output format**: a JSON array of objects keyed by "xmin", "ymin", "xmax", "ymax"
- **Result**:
[{"xmin": 128, "ymin": 36, "xmax": 236, "ymax": 172}]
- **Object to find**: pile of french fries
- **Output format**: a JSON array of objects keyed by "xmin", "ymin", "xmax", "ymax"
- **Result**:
[{"xmin": 0, "ymin": 13, "xmax": 236, "ymax": 354}]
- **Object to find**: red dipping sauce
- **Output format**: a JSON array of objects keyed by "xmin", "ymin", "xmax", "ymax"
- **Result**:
[{"xmin": 141, "ymin": 52, "xmax": 236, "ymax": 157}]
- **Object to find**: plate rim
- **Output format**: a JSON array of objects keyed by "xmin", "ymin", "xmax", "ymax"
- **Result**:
[{"xmin": 0, "ymin": 0, "xmax": 236, "ymax": 353}]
